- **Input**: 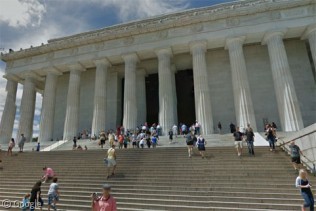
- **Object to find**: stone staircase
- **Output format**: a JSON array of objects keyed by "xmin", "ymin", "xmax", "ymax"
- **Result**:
[{"xmin": 0, "ymin": 147, "xmax": 315, "ymax": 210}]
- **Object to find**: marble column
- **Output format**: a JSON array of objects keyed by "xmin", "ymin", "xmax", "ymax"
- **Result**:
[
  {"xmin": 0, "ymin": 78, "xmax": 18, "ymax": 144},
  {"xmin": 38, "ymin": 70, "xmax": 59, "ymax": 142},
  {"xmin": 190, "ymin": 40, "xmax": 214, "ymax": 134},
  {"xmin": 171, "ymin": 65, "xmax": 178, "ymax": 125},
  {"xmin": 155, "ymin": 48, "xmax": 175, "ymax": 135},
  {"xmin": 226, "ymin": 37, "xmax": 257, "ymax": 131},
  {"xmin": 17, "ymin": 76, "xmax": 37, "ymax": 142},
  {"xmin": 136, "ymin": 69, "xmax": 147, "ymax": 126},
  {"xmin": 91, "ymin": 59, "xmax": 111, "ymax": 136},
  {"xmin": 122, "ymin": 53, "xmax": 138, "ymax": 131},
  {"xmin": 302, "ymin": 24, "xmax": 316, "ymax": 73},
  {"xmin": 63, "ymin": 64, "xmax": 84, "ymax": 140},
  {"xmin": 263, "ymin": 31, "xmax": 303, "ymax": 131}
]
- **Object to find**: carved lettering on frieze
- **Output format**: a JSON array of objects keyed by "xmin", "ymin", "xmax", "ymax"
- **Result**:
[
  {"xmin": 123, "ymin": 37, "xmax": 134, "ymax": 45},
  {"xmin": 270, "ymin": 11, "xmax": 281, "ymax": 20},
  {"xmin": 226, "ymin": 18, "xmax": 240, "ymax": 27},
  {"xmin": 191, "ymin": 23, "xmax": 204, "ymax": 33},
  {"xmin": 156, "ymin": 30, "xmax": 168, "ymax": 39}
]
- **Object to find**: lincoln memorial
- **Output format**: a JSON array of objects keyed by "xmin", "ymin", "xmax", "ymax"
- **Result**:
[{"xmin": 0, "ymin": 0, "xmax": 315, "ymax": 143}]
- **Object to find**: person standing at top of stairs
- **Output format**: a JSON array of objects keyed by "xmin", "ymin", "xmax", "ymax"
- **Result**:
[
  {"xmin": 233, "ymin": 127, "xmax": 244, "ymax": 157},
  {"xmin": 18, "ymin": 134, "xmax": 26, "ymax": 152}
]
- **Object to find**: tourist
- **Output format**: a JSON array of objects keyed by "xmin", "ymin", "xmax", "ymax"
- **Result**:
[
  {"xmin": 186, "ymin": 133, "xmax": 194, "ymax": 158},
  {"xmin": 21, "ymin": 193, "xmax": 31, "ymax": 211},
  {"xmin": 217, "ymin": 122, "xmax": 222, "ymax": 134},
  {"xmin": 139, "ymin": 137, "xmax": 145, "ymax": 149},
  {"xmin": 289, "ymin": 141, "xmax": 303, "ymax": 172},
  {"xmin": 100, "ymin": 131, "xmax": 106, "ymax": 149},
  {"xmin": 172, "ymin": 124, "xmax": 178, "ymax": 138},
  {"xmin": 7, "ymin": 138, "xmax": 15, "ymax": 156},
  {"xmin": 168, "ymin": 129, "xmax": 173, "ymax": 143},
  {"xmin": 181, "ymin": 123, "xmax": 187, "ymax": 136},
  {"xmin": 123, "ymin": 135, "xmax": 129, "ymax": 149},
  {"xmin": 230, "ymin": 123, "xmax": 236, "ymax": 133},
  {"xmin": 146, "ymin": 134, "xmax": 151, "ymax": 148},
  {"xmin": 190, "ymin": 124, "xmax": 195, "ymax": 135},
  {"xmin": 266, "ymin": 124, "xmax": 276, "ymax": 152},
  {"xmin": 85, "ymin": 145, "xmax": 88, "ymax": 150},
  {"xmin": 73, "ymin": 136, "xmax": 77, "ymax": 149},
  {"xmin": 108, "ymin": 132, "xmax": 115, "ymax": 148},
  {"xmin": 30, "ymin": 180, "xmax": 43, "ymax": 211},
  {"xmin": 233, "ymin": 127, "xmax": 244, "ymax": 157},
  {"xmin": 36, "ymin": 142, "xmax": 40, "ymax": 151},
  {"xmin": 91, "ymin": 184, "xmax": 117, "ymax": 211},
  {"xmin": 196, "ymin": 135, "xmax": 206, "ymax": 159},
  {"xmin": 156, "ymin": 124, "xmax": 161, "ymax": 136},
  {"xmin": 151, "ymin": 135, "xmax": 158, "ymax": 148},
  {"xmin": 131, "ymin": 133, "xmax": 137, "ymax": 148},
  {"xmin": 295, "ymin": 169, "xmax": 314, "ymax": 211},
  {"xmin": 106, "ymin": 145, "xmax": 117, "ymax": 179},
  {"xmin": 47, "ymin": 177, "xmax": 59, "ymax": 211},
  {"xmin": 195, "ymin": 121, "xmax": 200, "ymax": 135},
  {"xmin": 272, "ymin": 122, "xmax": 277, "ymax": 130},
  {"xmin": 245, "ymin": 125, "xmax": 255, "ymax": 156},
  {"xmin": 42, "ymin": 166, "xmax": 55, "ymax": 183},
  {"xmin": 18, "ymin": 134, "xmax": 26, "ymax": 152},
  {"xmin": 77, "ymin": 145, "xmax": 83, "ymax": 150},
  {"xmin": 118, "ymin": 134, "xmax": 124, "ymax": 149}
]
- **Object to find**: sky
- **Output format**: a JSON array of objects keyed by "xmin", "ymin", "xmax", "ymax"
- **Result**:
[{"xmin": 0, "ymin": 0, "xmax": 234, "ymax": 138}]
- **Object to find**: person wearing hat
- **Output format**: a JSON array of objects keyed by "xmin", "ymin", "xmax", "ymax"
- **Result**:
[{"xmin": 91, "ymin": 184, "xmax": 117, "ymax": 211}]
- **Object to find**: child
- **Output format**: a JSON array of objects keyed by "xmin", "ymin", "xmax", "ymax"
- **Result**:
[{"xmin": 21, "ymin": 193, "xmax": 31, "ymax": 211}]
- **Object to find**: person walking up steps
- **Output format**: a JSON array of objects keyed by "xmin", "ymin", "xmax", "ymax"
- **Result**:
[
  {"xmin": 47, "ymin": 177, "xmax": 59, "ymax": 211},
  {"xmin": 196, "ymin": 135, "xmax": 206, "ymax": 159},
  {"xmin": 7, "ymin": 138, "xmax": 15, "ymax": 156},
  {"xmin": 186, "ymin": 133, "xmax": 194, "ymax": 158},
  {"xmin": 296, "ymin": 169, "xmax": 314, "ymax": 211},
  {"xmin": 233, "ymin": 127, "xmax": 244, "ymax": 157},
  {"xmin": 106, "ymin": 145, "xmax": 117, "ymax": 179},
  {"xmin": 30, "ymin": 180, "xmax": 44, "ymax": 211}
]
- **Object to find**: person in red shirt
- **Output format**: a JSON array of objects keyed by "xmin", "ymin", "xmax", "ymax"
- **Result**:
[
  {"xmin": 118, "ymin": 135, "xmax": 124, "ymax": 149},
  {"xmin": 91, "ymin": 184, "xmax": 117, "ymax": 211}
]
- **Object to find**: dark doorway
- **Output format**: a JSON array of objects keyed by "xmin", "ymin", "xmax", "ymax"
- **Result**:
[
  {"xmin": 145, "ymin": 73, "xmax": 159, "ymax": 125},
  {"xmin": 175, "ymin": 69, "xmax": 196, "ymax": 126}
]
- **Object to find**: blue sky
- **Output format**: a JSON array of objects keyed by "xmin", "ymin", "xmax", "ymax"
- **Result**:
[{"xmin": 0, "ymin": 0, "xmax": 234, "ymax": 137}]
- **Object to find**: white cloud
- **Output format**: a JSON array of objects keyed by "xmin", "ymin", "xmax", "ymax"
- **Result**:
[
  {"xmin": 0, "ymin": 0, "xmax": 46, "ymax": 28},
  {"xmin": 92, "ymin": 0, "xmax": 189, "ymax": 21}
]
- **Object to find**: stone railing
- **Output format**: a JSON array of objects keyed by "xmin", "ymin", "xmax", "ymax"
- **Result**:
[{"xmin": 279, "ymin": 123, "xmax": 316, "ymax": 175}]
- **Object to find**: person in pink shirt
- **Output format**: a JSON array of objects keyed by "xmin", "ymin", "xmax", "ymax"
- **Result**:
[
  {"xmin": 42, "ymin": 167, "xmax": 55, "ymax": 183},
  {"xmin": 91, "ymin": 184, "xmax": 117, "ymax": 211}
]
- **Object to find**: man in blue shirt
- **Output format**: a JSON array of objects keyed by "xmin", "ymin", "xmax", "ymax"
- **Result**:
[
  {"xmin": 289, "ymin": 141, "xmax": 303, "ymax": 172},
  {"xmin": 151, "ymin": 136, "xmax": 158, "ymax": 148}
]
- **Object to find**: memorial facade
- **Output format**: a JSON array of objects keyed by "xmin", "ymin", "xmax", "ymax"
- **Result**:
[{"xmin": 0, "ymin": 0, "xmax": 315, "ymax": 143}]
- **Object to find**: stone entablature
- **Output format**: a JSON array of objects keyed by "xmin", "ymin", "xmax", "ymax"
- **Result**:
[{"xmin": 1, "ymin": 0, "xmax": 314, "ymax": 77}]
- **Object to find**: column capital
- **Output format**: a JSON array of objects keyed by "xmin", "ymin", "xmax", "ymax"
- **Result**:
[
  {"xmin": 189, "ymin": 40, "xmax": 208, "ymax": 55},
  {"xmin": 21, "ymin": 72, "xmax": 44, "ymax": 82},
  {"xmin": 262, "ymin": 29, "xmax": 287, "ymax": 45},
  {"xmin": 155, "ymin": 47, "xmax": 173, "ymax": 58},
  {"xmin": 136, "ymin": 68, "xmax": 147, "ymax": 76},
  {"xmin": 68, "ymin": 63, "xmax": 85, "ymax": 73},
  {"xmin": 44, "ymin": 67, "xmax": 62, "ymax": 76},
  {"xmin": 122, "ymin": 52, "xmax": 139, "ymax": 64},
  {"xmin": 301, "ymin": 23, "xmax": 316, "ymax": 40},
  {"xmin": 3, "ymin": 73, "xmax": 21, "ymax": 82},
  {"xmin": 94, "ymin": 58, "xmax": 111, "ymax": 68},
  {"xmin": 225, "ymin": 36, "xmax": 246, "ymax": 50}
]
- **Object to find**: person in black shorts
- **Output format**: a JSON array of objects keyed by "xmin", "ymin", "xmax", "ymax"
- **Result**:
[
  {"xmin": 186, "ymin": 133, "xmax": 194, "ymax": 158},
  {"xmin": 196, "ymin": 135, "xmax": 206, "ymax": 159},
  {"xmin": 289, "ymin": 141, "xmax": 303, "ymax": 172}
]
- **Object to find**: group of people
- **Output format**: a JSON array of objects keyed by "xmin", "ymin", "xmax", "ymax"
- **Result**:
[{"xmin": 21, "ymin": 167, "xmax": 59, "ymax": 211}]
